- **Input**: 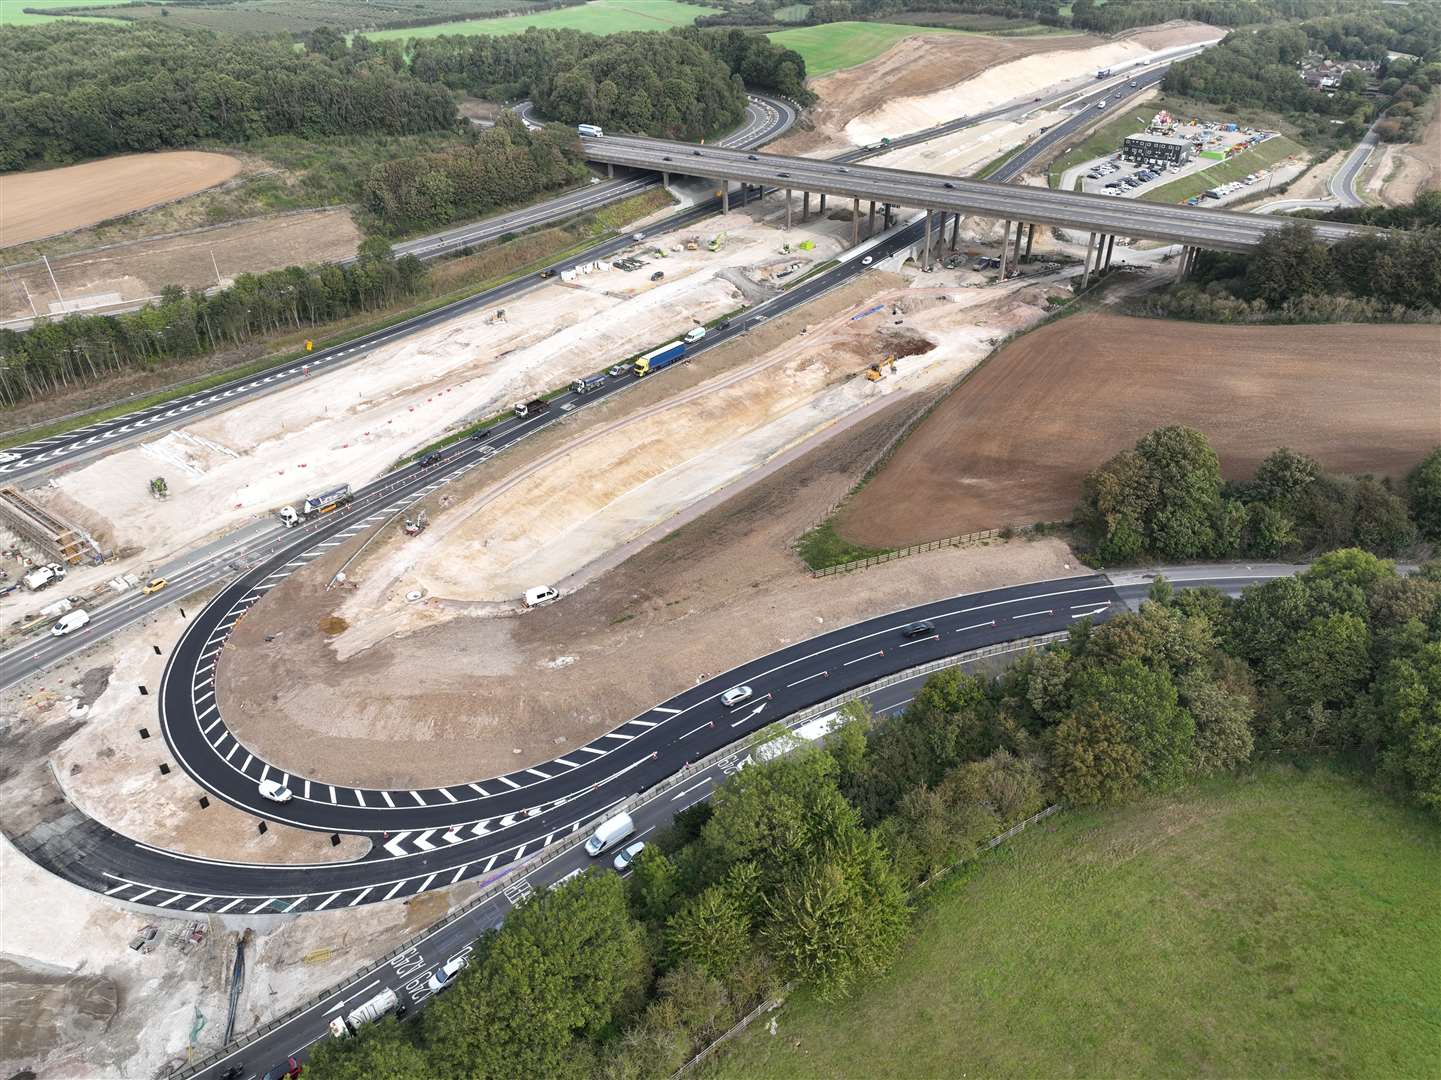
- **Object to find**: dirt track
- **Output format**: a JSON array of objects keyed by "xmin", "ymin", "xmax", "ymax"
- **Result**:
[
  {"xmin": 837, "ymin": 312, "xmax": 1441, "ymax": 548},
  {"xmin": 1, "ymin": 151, "xmax": 242, "ymax": 247}
]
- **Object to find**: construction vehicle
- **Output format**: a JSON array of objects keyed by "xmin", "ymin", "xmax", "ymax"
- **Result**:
[
  {"xmin": 865, "ymin": 364, "xmax": 884, "ymax": 382},
  {"xmin": 403, "ymin": 509, "xmax": 429, "ymax": 536},
  {"xmin": 278, "ymin": 483, "xmax": 353, "ymax": 528},
  {"xmin": 23, "ymin": 563, "xmax": 66, "ymax": 591},
  {"xmin": 329, "ymin": 987, "xmax": 401, "ymax": 1038},
  {"xmin": 707, "ymin": 232, "xmax": 726, "ymax": 252},
  {"xmin": 513, "ymin": 398, "xmax": 550, "ymax": 419}
]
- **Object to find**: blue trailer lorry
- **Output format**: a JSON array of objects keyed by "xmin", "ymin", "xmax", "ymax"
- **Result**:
[{"xmin": 633, "ymin": 341, "xmax": 686, "ymax": 377}]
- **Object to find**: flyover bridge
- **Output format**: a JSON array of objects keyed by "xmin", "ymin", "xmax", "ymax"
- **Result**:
[{"xmin": 582, "ymin": 134, "xmax": 1386, "ymax": 281}]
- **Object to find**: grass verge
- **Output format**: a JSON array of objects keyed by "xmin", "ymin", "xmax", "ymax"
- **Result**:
[
  {"xmin": 711, "ymin": 761, "xmax": 1441, "ymax": 1079},
  {"xmin": 0, "ymin": 188, "xmax": 674, "ymax": 452},
  {"xmin": 794, "ymin": 519, "xmax": 892, "ymax": 570},
  {"xmin": 767, "ymin": 21, "xmax": 955, "ymax": 77}
]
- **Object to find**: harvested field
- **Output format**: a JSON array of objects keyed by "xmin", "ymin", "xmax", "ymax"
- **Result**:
[
  {"xmin": 0, "ymin": 152, "xmax": 243, "ymax": 247},
  {"xmin": 0, "ymin": 208, "xmax": 360, "ymax": 324},
  {"xmin": 837, "ymin": 313, "xmax": 1441, "ymax": 548}
]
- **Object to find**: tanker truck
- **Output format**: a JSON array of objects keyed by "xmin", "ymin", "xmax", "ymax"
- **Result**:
[{"xmin": 278, "ymin": 483, "xmax": 353, "ymax": 527}]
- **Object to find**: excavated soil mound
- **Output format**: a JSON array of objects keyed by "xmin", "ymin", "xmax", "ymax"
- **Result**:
[{"xmin": 837, "ymin": 313, "xmax": 1441, "ymax": 548}]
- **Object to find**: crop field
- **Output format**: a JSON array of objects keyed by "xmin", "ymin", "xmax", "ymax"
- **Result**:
[
  {"xmin": 35, "ymin": 0, "xmax": 553, "ymax": 34},
  {"xmin": 1145, "ymin": 134, "xmax": 1308, "ymax": 203},
  {"xmin": 714, "ymin": 763, "xmax": 1441, "ymax": 1079},
  {"xmin": 364, "ymin": 0, "xmax": 711, "ymax": 41},
  {"xmin": 0, "ymin": 0, "xmax": 131, "ymax": 26},
  {"xmin": 767, "ymin": 21, "xmax": 956, "ymax": 77},
  {"xmin": 835, "ymin": 312, "xmax": 1441, "ymax": 548}
]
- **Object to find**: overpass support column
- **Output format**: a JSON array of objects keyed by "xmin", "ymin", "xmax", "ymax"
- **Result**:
[
  {"xmin": 884, "ymin": 203, "xmax": 894, "ymax": 228},
  {"xmin": 662, "ymin": 171, "xmax": 670, "ymax": 187},
  {"xmin": 1175, "ymin": 244, "xmax": 1192, "ymax": 280},
  {"xmin": 1080, "ymin": 231, "xmax": 1098, "ymax": 290},
  {"xmin": 999, "ymin": 219, "xmax": 1012, "ymax": 277},
  {"xmin": 868, "ymin": 200, "xmax": 876, "ymax": 236},
  {"xmin": 722, "ymin": 183, "xmax": 729, "ymax": 214},
  {"xmin": 802, "ymin": 191, "xmax": 810, "ymax": 223},
  {"xmin": 1011, "ymin": 219, "xmax": 1025, "ymax": 270},
  {"xmin": 950, "ymin": 213, "xmax": 960, "ymax": 252},
  {"xmin": 1024, "ymin": 222, "xmax": 1035, "ymax": 260},
  {"xmin": 852, "ymin": 198, "xmax": 860, "ymax": 245},
  {"xmin": 1103, "ymin": 234, "xmax": 1116, "ymax": 270},
  {"xmin": 606, "ymin": 162, "xmax": 614, "ymax": 179},
  {"xmin": 923, "ymin": 210, "xmax": 934, "ymax": 272},
  {"xmin": 785, "ymin": 189, "xmax": 793, "ymax": 230},
  {"xmin": 819, "ymin": 193, "xmax": 827, "ymax": 214}
]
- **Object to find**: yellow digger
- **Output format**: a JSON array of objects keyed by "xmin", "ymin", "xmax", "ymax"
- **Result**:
[{"xmin": 865, "ymin": 355, "xmax": 899, "ymax": 381}]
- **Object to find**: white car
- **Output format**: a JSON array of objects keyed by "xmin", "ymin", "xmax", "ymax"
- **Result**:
[
  {"xmin": 257, "ymin": 779, "xmax": 293, "ymax": 803},
  {"xmin": 720, "ymin": 685, "xmax": 753, "ymax": 708},
  {"xmin": 613, "ymin": 841, "xmax": 646, "ymax": 872},
  {"xmin": 426, "ymin": 954, "xmax": 468, "ymax": 993},
  {"xmin": 632, "ymin": 232, "xmax": 645, "ymax": 241},
  {"xmin": 861, "ymin": 255, "xmax": 874, "ymax": 266}
]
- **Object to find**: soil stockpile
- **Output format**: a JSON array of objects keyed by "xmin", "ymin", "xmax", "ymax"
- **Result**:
[{"xmin": 837, "ymin": 313, "xmax": 1441, "ymax": 547}]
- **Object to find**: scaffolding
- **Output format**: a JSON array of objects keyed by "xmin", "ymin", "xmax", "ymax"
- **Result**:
[{"xmin": 0, "ymin": 486, "xmax": 102, "ymax": 566}]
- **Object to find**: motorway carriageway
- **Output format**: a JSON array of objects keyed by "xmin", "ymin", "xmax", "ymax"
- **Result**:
[{"xmin": 0, "ymin": 45, "xmax": 1203, "ymax": 484}]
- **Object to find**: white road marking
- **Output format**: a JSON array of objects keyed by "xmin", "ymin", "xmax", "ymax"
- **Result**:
[
  {"xmin": 355, "ymin": 789, "xmax": 367, "ymax": 807},
  {"xmin": 672, "ymin": 779, "xmax": 711, "ymax": 801},
  {"xmin": 328, "ymin": 785, "xmax": 337, "ymax": 803},
  {"xmin": 955, "ymin": 620, "xmax": 998, "ymax": 633},
  {"xmin": 898, "ymin": 634, "xmax": 938, "ymax": 647},
  {"xmin": 1011, "ymin": 609, "xmax": 1053, "ymax": 619},
  {"xmin": 681, "ymin": 720, "xmax": 713, "ymax": 739},
  {"xmin": 844, "ymin": 650, "xmax": 885, "ymax": 666},
  {"xmin": 187, "ymin": 896, "xmax": 214, "ymax": 911},
  {"xmin": 439, "ymin": 788, "xmax": 458, "ymax": 803},
  {"xmin": 381, "ymin": 791, "xmax": 395, "ymax": 808},
  {"xmin": 383, "ymin": 881, "xmax": 407, "ymax": 900},
  {"xmin": 468, "ymin": 784, "xmax": 489, "ymax": 796},
  {"xmin": 652, "ymin": 706, "xmax": 683, "ymax": 715},
  {"xmin": 496, "ymin": 776, "xmax": 522, "ymax": 789},
  {"xmin": 215, "ymin": 898, "xmax": 242, "ymax": 914},
  {"xmin": 787, "ymin": 670, "xmax": 828, "ymax": 687},
  {"xmin": 348, "ymin": 888, "xmax": 373, "ymax": 908},
  {"xmin": 313, "ymin": 892, "xmax": 342, "ymax": 911}
]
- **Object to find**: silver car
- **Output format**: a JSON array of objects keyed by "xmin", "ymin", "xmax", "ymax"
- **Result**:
[{"xmin": 720, "ymin": 685, "xmax": 753, "ymax": 708}]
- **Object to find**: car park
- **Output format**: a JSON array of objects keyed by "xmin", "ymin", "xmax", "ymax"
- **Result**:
[
  {"xmin": 613, "ymin": 840, "xmax": 646, "ymax": 872},
  {"xmin": 720, "ymin": 685, "xmax": 753, "ymax": 707},
  {"xmin": 426, "ymin": 955, "xmax": 468, "ymax": 993},
  {"xmin": 258, "ymin": 779, "xmax": 293, "ymax": 803}
]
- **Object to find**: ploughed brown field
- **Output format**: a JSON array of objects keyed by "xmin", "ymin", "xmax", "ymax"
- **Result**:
[
  {"xmin": 836, "ymin": 312, "xmax": 1441, "ymax": 548},
  {"xmin": 0, "ymin": 151, "xmax": 242, "ymax": 246}
]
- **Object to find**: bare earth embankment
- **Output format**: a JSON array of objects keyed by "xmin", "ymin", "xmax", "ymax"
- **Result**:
[
  {"xmin": 837, "ymin": 312, "xmax": 1441, "ymax": 548},
  {"xmin": 0, "ymin": 151, "xmax": 243, "ymax": 247}
]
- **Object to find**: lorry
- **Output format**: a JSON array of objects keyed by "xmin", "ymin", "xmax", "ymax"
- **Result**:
[
  {"xmin": 577, "ymin": 123, "xmax": 603, "ymax": 138},
  {"xmin": 571, "ymin": 374, "xmax": 608, "ymax": 395},
  {"xmin": 633, "ymin": 341, "xmax": 686, "ymax": 377},
  {"xmin": 279, "ymin": 483, "xmax": 353, "ymax": 527},
  {"xmin": 328, "ymin": 986, "xmax": 400, "ymax": 1038},
  {"xmin": 1096, "ymin": 68, "xmax": 1111, "ymax": 78},
  {"xmin": 513, "ymin": 398, "xmax": 550, "ymax": 418},
  {"xmin": 23, "ymin": 563, "xmax": 66, "ymax": 592}
]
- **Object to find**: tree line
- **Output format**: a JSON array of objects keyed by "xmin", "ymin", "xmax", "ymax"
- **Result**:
[
  {"xmin": 0, "ymin": 241, "xmax": 425, "ymax": 407},
  {"xmin": 1075, "ymin": 426, "xmax": 1440, "ymax": 566},
  {"xmin": 363, "ymin": 113, "xmax": 589, "ymax": 236},
  {"xmin": 1135, "ymin": 215, "xmax": 1441, "ymax": 325},
  {"xmin": 405, "ymin": 25, "xmax": 812, "ymax": 129},
  {"xmin": 308, "ymin": 539, "xmax": 1441, "ymax": 1080},
  {"xmin": 0, "ymin": 22, "xmax": 458, "ymax": 170}
]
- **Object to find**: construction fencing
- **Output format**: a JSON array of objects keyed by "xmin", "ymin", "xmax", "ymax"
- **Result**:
[
  {"xmin": 812, "ymin": 529, "xmax": 1001, "ymax": 577},
  {"xmin": 169, "ymin": 631, "xmax": 1068, "ymax": 1078}
]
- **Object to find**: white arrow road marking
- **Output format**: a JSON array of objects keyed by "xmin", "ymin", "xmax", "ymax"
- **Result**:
[
  {"xmin": 443, "ymin": 828, "xmax": 463, "ymax": 844},
  {"xmin": 1072, "ymin": 606, "xmax": 1111, "ymax": 619},
  {"xmin": 412, "ymin": 829, "xmax": 438, "ymax": 852},
  {"xmin": 383, "ymin": 832, "xmax": 411, "ymax": 857}
]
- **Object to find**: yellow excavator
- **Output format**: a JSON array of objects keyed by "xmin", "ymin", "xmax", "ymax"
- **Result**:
[{"xmin": 865, "ymin": 354, "xmax": 897, "ymax": 381}]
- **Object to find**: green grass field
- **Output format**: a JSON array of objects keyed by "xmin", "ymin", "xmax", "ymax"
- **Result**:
[
  {"xmin": 712, "ymin": 763, "xmax": 1441, "ymax": 1079},
  {"xmin": 767, "ymin": 21, "xmax": 955, "ymax": 77},
  {"xmin": 1143, "ymin": 134, "xmax": 1309, "ymax": 204},
  {"xmin": 0, "ymin": 0, "xmax": 132, "ymax": 26},
  {"xmin": 364, "ymin": 0, "xmax": 709, "ymax": 42}
]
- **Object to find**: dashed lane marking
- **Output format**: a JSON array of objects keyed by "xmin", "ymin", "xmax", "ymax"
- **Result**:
[{"xmin": 843, "ymin": 650, "xmax": 885, "ymax": 667}]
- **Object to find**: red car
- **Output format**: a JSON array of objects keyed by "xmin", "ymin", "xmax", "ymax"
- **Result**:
[{"xmin": 263, "ymin": 1059, "xmax": 302, "ymax": 1080}]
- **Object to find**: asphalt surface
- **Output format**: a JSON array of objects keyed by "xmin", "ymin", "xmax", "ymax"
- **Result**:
[{"xmin": 1327, "ymin": 122, "xmax": 1378, "ymax": 209}]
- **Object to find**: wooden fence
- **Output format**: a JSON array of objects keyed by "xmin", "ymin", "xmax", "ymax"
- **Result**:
[{"xmin": 811, "ymin": 529, "xmax": 1001, "ymax": 577}]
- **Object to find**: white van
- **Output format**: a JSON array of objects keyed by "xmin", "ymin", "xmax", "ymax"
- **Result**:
[
  {"xmin": 683, "ymin": 326, "xmax": 706, "ymax": 344},
  {"xmin": 51, "ymin": 609, "xmax": 90, "ymax": 636},
  {"xmin": 585, "ymin": 812, "xmax": 634, "ymax": 857},
  {"xmin": 524, "ymin": 586, "xmax": 559, "ymax": 608}
]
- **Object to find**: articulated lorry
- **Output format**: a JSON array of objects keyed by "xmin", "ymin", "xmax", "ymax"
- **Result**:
[
  {"xmin": 328, "ymin": 986, "xmax": 401, "ymax": 1038},
  {"xmin": 633, "ymin": 341, "xmax": 687, "ymax": 377},
  {"xmin": 279, "ymin": 483, "xmax": 353, "ymax": 527}
]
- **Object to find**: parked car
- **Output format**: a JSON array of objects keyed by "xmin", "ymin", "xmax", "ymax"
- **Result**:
[
  {"xmin": 426, "ymin": 955, "xmax": 468, "ymax": 993},
  {"xmin": 720, "ymin": 685, "xmax": 753, "ymax": 708},
  {"xmin": 613, "ymin": 840, "xmax": 646, "ymax": 872},
  {"xmin": 258, "ymin": 779, "xmax": 293, "ymax": 803}
]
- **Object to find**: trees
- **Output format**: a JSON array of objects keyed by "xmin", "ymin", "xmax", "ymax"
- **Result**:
[{"xmin": 1407, "ymin": 448, "xmax": 1441, "ymax": 541}]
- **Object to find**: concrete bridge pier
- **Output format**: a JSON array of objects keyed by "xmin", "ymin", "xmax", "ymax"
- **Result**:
[
  {"xmin": 999, "ymin": 218, "xmax": 1013, "ymax": 277},
  {"xmin": 721, "ymin": 182, "xmax": 729, "ymax": 214},
  {"xmin": 950, "ymin": 212, "xmax": 960, "ymax": 252},
  {"xmin": 801, "ymin": 191, "xmax": 810, "ymax": 223},
  {"xmin": 662, "ymin": 171, "xmax": 670, "ymax": 187},
  {"xmin": 606, "ymin": 162, "xmax": 614, "ymax": 178},
  {"xmin": 923, "ymin": 210, "xmax": 934, "ymax": 271},
  {"xmin": 1080, "ymin": 231, "xmax": 1099, "ymax": 289},
  {"xmin": 1024, "ymin": 223, "xmax": 1035, "ymax": 260},
  {"xmin": 785, "ymin": 189, "xmax": 793, "ymax": 230},
  {"xmin": 1103, "ymin": 234, "xmax": 1116, "ymax": 270},
  {"xmin": 868, "ymin": 200, "xmax": 876, "ymax": 236},
  {"xmin": 852, "ymin": 198, "xmax": 860, "ymax": 244},
  {"xmin": 1011, "ymin": 220, "xmax": 1025, "ymax": 271},
  {"xmin": 819, "ymin": 193, "xmax": 827, "ymax": 214},
  {"xmin": 884, "ymin": 203, "xmax": 894, "ymax": 228}
]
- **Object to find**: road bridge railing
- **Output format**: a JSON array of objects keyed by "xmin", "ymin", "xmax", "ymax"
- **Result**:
[{"xmin": 166, "ymin": 630, "xmax": 1069, "ymax": 1078}]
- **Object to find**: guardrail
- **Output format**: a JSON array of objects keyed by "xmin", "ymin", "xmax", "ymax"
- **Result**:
[
  {"xmin": 811, "ymin": 529, "xmax": 1002, "ymax": 577},
  {"xmin": 168, "ymin": 630, "xmax": 1067, "ymax": 1078}
]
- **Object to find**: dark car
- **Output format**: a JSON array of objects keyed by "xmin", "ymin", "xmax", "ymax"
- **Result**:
[
  {"xmin": 420, "ymin": 452, "xmax": 441, "ymax": 467},
  {"xmin": 650, "ymin": 270, "xmax": 664, "ymax": 281},
  {"xmin": 747, "ymin": 154, "xmax": 759, "ymax": 161},
  {"xmin": 943, "ymin": 181, "xmax": 956, "ymax": 189},
  {"xmin": 538, "ymin": 268, "xmax": 555, "ymax": 279},
  {"xmin": 662, "ymin": 155, "xmax": 672, "ymax": 161},
  {"xmin": 901, "ymin": 620, "xmax": 936, "ymax": 638},
  {"xmin": 778, "ymin": 171, "xmax": 790, "ymax": 178},
  {"xmin": 717, "ymin": 320, "xmax": 730, "ymax": 331},
  {"xmin": 692, "ymin": 149, "xmax": 702, "ymax": 156},
  {"xmin": 220, "ymin": 1068, "xmax": 245, "ymax": 1080},
  {"xmin": 262, "ymin": 1058, "xmax": 302, "ymax": 1080}
]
